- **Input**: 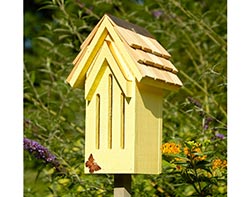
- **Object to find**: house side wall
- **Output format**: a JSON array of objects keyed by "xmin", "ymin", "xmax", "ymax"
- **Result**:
[
  {"xmin": 134, "ymin": 83, "xmax": 163, "ymax": 174},
  {"xmin": 85, "ymin": 65, "xmax": 136, "ymax": 174}
]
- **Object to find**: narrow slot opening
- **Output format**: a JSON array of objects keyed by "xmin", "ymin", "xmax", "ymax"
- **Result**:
[
  {"xmin": 120, "ymin": 93, "xmax": 125, "ymax": 149},
  {"xmin": 96, "ymin": 94, "xmax": 100, "ymax": 149},
  {"xmin": 108, "ymin": 74, "xmax": 113, "ymax": 149}
]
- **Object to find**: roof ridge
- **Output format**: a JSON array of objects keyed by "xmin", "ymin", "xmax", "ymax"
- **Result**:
[
  {"xmin": 105, "ymin": 14, "xmax": 154, "ymax": 38},
  {"xmin": 105, "ymin": 15, "xmax": 172, "ymax": 60}
]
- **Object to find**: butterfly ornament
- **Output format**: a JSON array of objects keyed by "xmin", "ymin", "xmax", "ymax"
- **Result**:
[{"xmin": 85, "ymin": 154, "xmax": 101, "ymax": 173}]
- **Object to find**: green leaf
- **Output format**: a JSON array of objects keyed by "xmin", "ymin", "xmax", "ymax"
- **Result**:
[
  {"xmin": 36, "ymin": 37, "xmax": 54, "ymax": 47},
  {"xmin": 38, "ymin": 4, "xmax": 57, "ymax": 10},
  {"xmin": 58, "ymin": 178, "xmax": 70, "ymax": 186}
]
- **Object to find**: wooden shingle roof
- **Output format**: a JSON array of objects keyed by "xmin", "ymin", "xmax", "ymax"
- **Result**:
[{"xmin": 67, "ymin": 14, "xmax": 182, "ymax": 90}]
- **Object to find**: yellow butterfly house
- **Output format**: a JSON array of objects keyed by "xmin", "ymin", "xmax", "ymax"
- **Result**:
[{"xmin": 66, "ymin": 14, "xmax": 182, "ymax": 174}]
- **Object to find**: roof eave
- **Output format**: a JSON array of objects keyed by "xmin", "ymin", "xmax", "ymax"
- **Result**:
[{"xmin": 140, "ymin": 77, "xmax": 182, "ymax": 92}]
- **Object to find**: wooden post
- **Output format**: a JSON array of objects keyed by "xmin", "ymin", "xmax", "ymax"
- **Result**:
[{"xmin": 114, "ymin": 174, "xmax": 131, "ymax": 197}]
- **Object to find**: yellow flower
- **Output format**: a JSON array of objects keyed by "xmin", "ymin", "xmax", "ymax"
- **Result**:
[
  {"xmin": 184, "ymin": 147, "xmax": 189, "ymax": 156},
  {"xmin": 183, "ymin": 146, "xmax": 206, "ymax": 161},
  {"xmin": 176, "ymin": 165, "xmax": 182, "ymax": 171},
  {"xmin": 175, "ymin": 157, "xmax": 186, "ymax": 162},
  {"xmin": 194, "ymin": 147, "xmax": 201, "ymax": 153},
  {"xmin": 161, "ymin": 142, "xmax": 181, "ymax": 154},
  {"xmin": 195, "ymin": 155, "xmax": 207, "ymax": 161},
  {"xmin": 212, "ymin": 159, "xmax": 227, "ymax": 170}
]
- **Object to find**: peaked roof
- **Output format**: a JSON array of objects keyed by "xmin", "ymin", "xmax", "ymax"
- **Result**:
[{"xmin": 66, "ymin": 14, "xmax": 182, "ymax": 91}]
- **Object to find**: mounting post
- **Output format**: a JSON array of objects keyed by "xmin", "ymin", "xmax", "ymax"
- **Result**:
[{"xmin": 114, "ymin": 174, "xmax": 131, "ymax": 197}]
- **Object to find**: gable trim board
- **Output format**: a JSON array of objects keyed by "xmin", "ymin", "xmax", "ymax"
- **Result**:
[{"xmin": 85, "ymin": 41, "xmax": 133, "ymax": 100}]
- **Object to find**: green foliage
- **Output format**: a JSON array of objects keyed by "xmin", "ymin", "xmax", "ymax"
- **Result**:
[
  {"xmin": 24, "ymin": 0, "xmax": 226, "ymax": 196},
  {"xmin": 161, "ymin": 139, "xmax": 226, "ymax": 196}
]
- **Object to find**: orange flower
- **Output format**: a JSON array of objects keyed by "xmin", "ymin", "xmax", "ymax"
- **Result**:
[
  {"xmin": 212, "ymin": 159, "xmax": 227, "ymax": 170},
  {"xmin": 184, "ymin": 147, "xmax": 189, "ymax": 156},
  {"xmin": 161, "ymin": 142, "xmax": 181, "ymax": 154},
  {"xmin": 183, "ymin": 146, "xmax": 206, "ymax": 161},
  {"xmin": 176, "ymin": 165, "xmax": 182, "ymax": 170}
]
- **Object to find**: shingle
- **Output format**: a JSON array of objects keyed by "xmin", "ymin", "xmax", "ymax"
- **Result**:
[
  {"xmin": 108, "ymin": 15, "xmax": 171, "ymax": 58},
  {"xmin": 106, "ymin": 14, "xmax": 181, "ymax": 86}
]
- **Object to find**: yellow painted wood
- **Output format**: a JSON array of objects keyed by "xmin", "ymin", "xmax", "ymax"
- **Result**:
[
  {"xmin": 120, "ymin": 93, "xmax": 125, "ymax": 149},
  {"xmin": 106, "ymin": 36, "xmax": 133, "ymax": 81},
  {"xmin": 85, "ymin": 65, "xmax": 136, "ymax": 173},
  {"xmin": 80, "ymin": 16, "xmax": 104, "ymax": 49},
  {"xmin": 85, "ymin": 41, "xmax": 132, "ymax": 100},
  {"xmin": 72, "ymin": 16, "xmax": 105, "ymax": 66},
  {"xmin": 108, "ymin": 74, "xmax": 113, "ymax": 149},
  {"xmin": 85, "ymin": 65, "xmax": 165, "ymax": 174},
  {"xmin": 134, "ymin": 83, "xmax": 163, "ymax": 174},
  {"xmin": 96, "ymin": 94, "xmax": 100, "ymax": 149},
  {"xmin": 72, "ymin": 45, "xmax": 86, "ymax": 66},
  {"xmin": 67, "ymin": 15, "xmax": 141, "ymax": 88},
  {"xmin": 66, "ymin": 19, "xmax": 109, "ymax": 88},
  {"xmin": 104, "ymin": 17, "xmax": 143, "ymax": 82},
  {"xmin": 85, "ymin": 55, "xmax": 107, "ymax": 101},
  {"xmin": 141, "ymin": 77, "xmax": 182, "ymax": 92}
]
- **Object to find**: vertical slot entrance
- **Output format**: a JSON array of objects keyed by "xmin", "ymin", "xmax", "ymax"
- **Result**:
[
  {"xmin": 96, "ymin": 94, "xmax": 100, "ymax": 149},
  {"xmin": 108, "ymin": 74, "xmax": 113, "ymax": 149},
  {"xmin": 120, "ymin": 93, "xmax": 125, "ymax": 149}
]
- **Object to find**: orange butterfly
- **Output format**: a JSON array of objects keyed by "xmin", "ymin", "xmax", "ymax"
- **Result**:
[{"xmin": 85, "ymin": 153, "xmax": 101, "ymax": 173}]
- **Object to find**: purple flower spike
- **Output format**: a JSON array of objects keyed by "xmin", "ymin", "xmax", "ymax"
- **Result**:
[
  {"xmin": 187, "ymin": 97, "xmax": 202, "ymax": 108},
  {"xmin": 24, "ymin": 137, "xmax": 60, "ymax": 170},
  {"xmin": 215, "ymin": 133, "xmax": 225, "ymax": 140}
]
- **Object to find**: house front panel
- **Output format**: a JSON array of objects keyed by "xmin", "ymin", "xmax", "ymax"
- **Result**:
[{"xmin": 85, "ymin": 62, "xmax": 136, "ymax": 174}]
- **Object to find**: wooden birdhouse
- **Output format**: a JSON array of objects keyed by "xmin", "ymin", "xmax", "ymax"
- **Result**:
[{"xmin": 66, "ymin": 14, "xmax": 182, "ymax": 174}]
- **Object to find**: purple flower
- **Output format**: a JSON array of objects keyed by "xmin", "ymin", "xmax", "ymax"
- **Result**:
[
  {"xmin": 187, "ymin": 97, "xmax": 202, "ymax": 108},
  {"xmin": 203, "ymin": 117, "xmax": 213, "ymax": 130},
  {"xmin": 24, "ymin": 138, "xmax": 59, "ymax": 170},
  {"xmin": 215, "ymin": 133, "xmax": 225, "ymax": 140},
  {"xmin": 152, "ymin": 10, "xmax": 164, "ymax": 18},
  {"xmin": 75, "ymin": 0, "xmax": 85, "ymax": 8}
]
